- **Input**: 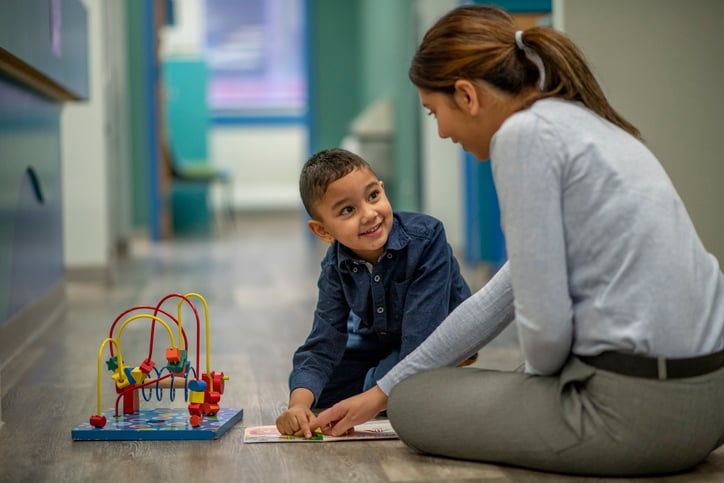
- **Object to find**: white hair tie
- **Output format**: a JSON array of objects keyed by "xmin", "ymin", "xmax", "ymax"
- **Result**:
[{"xmin": 515, "ymin": 30, "xmax": 546, "ymax": 91}]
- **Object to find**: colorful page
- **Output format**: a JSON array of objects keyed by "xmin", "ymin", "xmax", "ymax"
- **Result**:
[{"xmin": 243, "ymin": 419, "xmax": 397, "ymax": 443}]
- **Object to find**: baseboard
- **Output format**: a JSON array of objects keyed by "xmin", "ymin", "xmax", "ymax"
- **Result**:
[
  {"xmin": 64, "ymin": 265, "xmax": 115, "ymax": 285},
  {"xmin": 0, "ymin": 281, "xmax": 67, "ymax": 399}
]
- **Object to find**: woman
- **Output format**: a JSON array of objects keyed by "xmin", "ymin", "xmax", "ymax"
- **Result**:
[{"xmin": 311, "ymin": 5, "xmax": 724, "ymax": 476}]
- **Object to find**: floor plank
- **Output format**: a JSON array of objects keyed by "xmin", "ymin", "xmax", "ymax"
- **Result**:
[{"xmin": 0, "ymin": 211, "xmax": 722, "ymax": 483}]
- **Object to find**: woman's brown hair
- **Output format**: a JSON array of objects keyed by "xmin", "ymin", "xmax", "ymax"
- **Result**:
[{"xmin": 409, "ymin": 5, "xmax": 640, "ymax": 138}]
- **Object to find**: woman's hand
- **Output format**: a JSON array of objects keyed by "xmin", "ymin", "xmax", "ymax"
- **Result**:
[{"xmin": 310, "ymin": 385, "xmax": 388, "ymax": 436}]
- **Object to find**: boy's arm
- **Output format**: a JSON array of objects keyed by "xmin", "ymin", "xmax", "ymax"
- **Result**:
[
  {"xmin": 288, "ymin": 387, "xmax": 315, "ymax": 408},
  {"xmin": 290, "ymin": 314, "xmax": 349, "ymax": 401},
  {"xmin": 379, "ymin": 262, "xmax": 515, "ymax": 394},
  {"xmin": 289, "ymin": 260, "xmax": 351, "ymax": 403}
]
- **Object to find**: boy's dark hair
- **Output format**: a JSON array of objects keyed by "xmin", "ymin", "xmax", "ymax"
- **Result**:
[{"xmin": 299, "ymin": 148, "xmax": 376, "ymax": 219}]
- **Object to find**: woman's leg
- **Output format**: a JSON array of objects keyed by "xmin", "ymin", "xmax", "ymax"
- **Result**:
[{"xmin": 387, "ymin": 358, "xmax": 724, "ymax": 476}]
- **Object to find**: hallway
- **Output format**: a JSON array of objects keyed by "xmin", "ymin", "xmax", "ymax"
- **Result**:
[{"xmin": 0, "ymin": 212, "xmax": 722, "ymax": 483}]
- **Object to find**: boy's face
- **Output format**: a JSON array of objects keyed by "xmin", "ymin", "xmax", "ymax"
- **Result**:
[{"xmin": 307, "ymin": 167, "xmax": 393, "ymax": 263}]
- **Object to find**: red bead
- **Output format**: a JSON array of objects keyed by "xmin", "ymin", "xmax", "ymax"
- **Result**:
[
  {"xmin": 140, "ymin": 358, "xmax": 155, "ymax": 374},
  {"xmin": 204, "ymin": 403, "xmax": 220, "ymax": 416},
  {"xmin": 188, "ymin": 403, "xmax": 202, "ymax": 416},
  {"xmin": 90, "ymin": 415, "xmax": 107, "ymax": 428},
  {"xmin": 206, "ymin": 391, "xmax": 221, "ymax": 404}
]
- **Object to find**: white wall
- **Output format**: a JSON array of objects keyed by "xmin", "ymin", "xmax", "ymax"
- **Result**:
[
  {"xmin": 416, "ymin": 0, "xmax": 465, "ymax": 251},
  {"xmin": 555, "ymin": 0, "xmax": 724, "ymax": 263},
  {"xmin": 210, "ymin": 125, "xmax": 304, "ymax": 210},
  {"xmin": 103, "ymin": 0, "xmax": 133, "ymax": 254},
  {"xmin": 160, "ymin": 0, "xmax": 205, "ymax": 57},
  {"xmin": 61, "ymin": 0, "xmax": 113, "ymax": 277}
]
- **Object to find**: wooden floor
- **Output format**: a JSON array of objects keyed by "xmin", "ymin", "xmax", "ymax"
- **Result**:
[{"xmin": 1, "ymin": 211, "xmax": 723, "ymax": 483}]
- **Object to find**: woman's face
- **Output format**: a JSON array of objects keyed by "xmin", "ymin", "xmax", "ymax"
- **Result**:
[{"xmin": 417, "ymin": 84, "xmax": 501, "ymax": 162}]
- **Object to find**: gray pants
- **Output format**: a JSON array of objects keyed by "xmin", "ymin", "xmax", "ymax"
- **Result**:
[{"xmin": 387, "ymin": 357, "xmax": 724, "ymax": 476}]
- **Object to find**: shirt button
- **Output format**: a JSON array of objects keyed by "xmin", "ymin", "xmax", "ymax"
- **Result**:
[
  {"xmin": 374, "ymin": 275, "xmax": 381, "ymax": 282},
  {"xmin": 386, "ymin": 253, "xmax": 393, "ymax": 259},
  {"xmin": 376, "ymin": 307, "xmax": 384, "ymax": 314},
  {"xmin": 353, "ymin": 267, "xmax": 358, "ymax": 273}
]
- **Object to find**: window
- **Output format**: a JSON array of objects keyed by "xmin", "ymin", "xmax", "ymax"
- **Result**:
[{"xmin": 203, "ymin": 0, "xmax": 307, "ymax": 118}]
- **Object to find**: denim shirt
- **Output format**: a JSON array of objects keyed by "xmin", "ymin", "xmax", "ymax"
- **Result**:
[{"xmin": 290, "ymin": 211, "xmax": 471, "ymax": 401}]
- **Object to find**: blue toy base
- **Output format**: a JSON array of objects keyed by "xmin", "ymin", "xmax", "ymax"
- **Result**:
[{"xmin": 71, "ymin": 407, "xmax": 244, "ymax": 441}]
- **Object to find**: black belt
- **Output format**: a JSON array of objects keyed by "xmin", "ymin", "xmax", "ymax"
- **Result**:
[{"xmin": 579, "ymin": 349, "xmax": 724, "ymax": 380}]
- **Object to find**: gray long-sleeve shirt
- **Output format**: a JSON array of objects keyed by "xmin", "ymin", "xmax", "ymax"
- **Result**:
[{"xmin": 378, "ymin": 98, "xmax": 724, "ymax": 393}]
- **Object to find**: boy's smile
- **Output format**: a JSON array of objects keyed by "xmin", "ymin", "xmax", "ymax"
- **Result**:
[
  {"xmin": 307, "ymin": 167, "xmax": 393, "ymax": 263},
  {"xmin": 361, "ymin": 223, "xmax": 383, "ymax": 237}
]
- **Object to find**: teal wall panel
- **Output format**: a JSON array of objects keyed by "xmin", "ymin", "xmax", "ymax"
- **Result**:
[
  {"xmin": 359, "ymin": 0, "xmax": 419, "ymax": 211},
  {"xmin": 125, "ymin": 1, "xmax": 156, "ymax": 235},
  {"xmin": 308, "ymin": 0, "xmax": 419, "ymax": 210},
  {"xmin": 307, "ymin": 0, "xmax": 363, "ymax": 154},
  {"xmin": 163, "ymin": 60, "xmax": 209, "ymax": 161},
  {"xmin": 162, "ymin": 60, "xmax": 212, "ymax": 235},
  {"xmin": 482, "ymin": 0, "xmax": 551, "ymax": 13}
]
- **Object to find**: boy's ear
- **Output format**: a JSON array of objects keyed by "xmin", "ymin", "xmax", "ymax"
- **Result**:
[
  {"xmin": 453, "ymin": 79, "xmax": 481, "ymax": 116},
  {"xmin": 307, "ymin": 219, "xmax": 334, "ymax": 244}
]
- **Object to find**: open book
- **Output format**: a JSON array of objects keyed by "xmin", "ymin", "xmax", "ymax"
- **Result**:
[{"xmin": 243, "ymin": 419, "xmax": 398, "ymax": 443}]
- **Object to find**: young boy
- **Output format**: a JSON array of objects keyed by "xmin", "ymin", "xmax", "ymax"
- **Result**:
[{"xmin": 276, "ymin": 148, "xmax": 472, "ymax": 437}]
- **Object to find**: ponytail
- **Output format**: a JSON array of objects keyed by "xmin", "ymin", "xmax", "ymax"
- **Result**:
[
  {"xmin": 410, "ymin": 5, "xmax": 641, "ymax": 138},
  {"xmin": 519, "ymin": 27, "xmax": 640, "ymax": 138}
]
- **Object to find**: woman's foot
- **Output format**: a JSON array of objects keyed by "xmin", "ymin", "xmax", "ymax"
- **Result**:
[{"xmin": 457, "ymin": 352, "xmax": 479, "ymax": 367}]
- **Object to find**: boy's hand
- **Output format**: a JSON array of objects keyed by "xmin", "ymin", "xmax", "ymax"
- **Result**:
[
  {"xmin": 310, "ymin": 385, "xmax": 388, "ymax": 437},
  {"xmin": 276, "ymin": 388, "xmax": 317, "ymax": 438},
  {"xmin": 276, "ymin": 405, "xmax": 316, "ymax": 438}
]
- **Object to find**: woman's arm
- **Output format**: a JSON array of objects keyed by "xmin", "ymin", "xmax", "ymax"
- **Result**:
[
  {"xmin": 310, "ymin": 385, "xmax": 388, "ymax": 437},
  {"xmin": 311, "ymin": 264, "xmax": 515, "ymax": 436},
  {"xmin": 491, "ymin": 112, "xmax": 573, "ymax": 374},
  {"xmin": 378, "ymin": 262, "xmax": 515, "ymax": 394}
]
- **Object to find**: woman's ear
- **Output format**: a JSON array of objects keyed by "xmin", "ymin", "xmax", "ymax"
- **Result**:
[
  {"xmin": 307, "ymin": 219, "xmax": 334, "ymax": 244},
  {"xmin": 453, "ymin": 79, "xmax": 481, "ymax": 116}
]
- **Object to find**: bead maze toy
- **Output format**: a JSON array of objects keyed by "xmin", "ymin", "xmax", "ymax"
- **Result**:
[{"xmin": 71, "ymin": 293, "xmax": 243, "ymax": 441}]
